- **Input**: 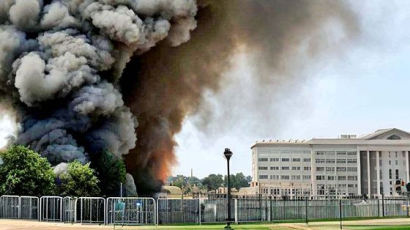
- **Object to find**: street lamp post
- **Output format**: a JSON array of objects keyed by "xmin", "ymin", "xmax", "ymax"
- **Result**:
[{"xmin": 224, "ymin": 148, "xmax": 233, "ymax": 229}]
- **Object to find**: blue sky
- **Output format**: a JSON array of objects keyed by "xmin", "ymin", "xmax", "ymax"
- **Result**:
[{"xmin": 173, "ymin": 1, "xmax": 410, "ymax": 178}]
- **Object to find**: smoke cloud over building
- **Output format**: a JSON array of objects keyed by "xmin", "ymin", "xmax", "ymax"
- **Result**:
[{"xmin": 0, "ymin": 0, "xmax": 358, "ymax": 195}]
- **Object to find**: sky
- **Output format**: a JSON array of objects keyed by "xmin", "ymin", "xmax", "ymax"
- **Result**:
[{"xmin": 172, "ymin": 1, "xmax": 410, "ymax": 178}]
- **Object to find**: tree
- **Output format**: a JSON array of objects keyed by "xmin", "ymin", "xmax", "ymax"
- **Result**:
[
  {"xmin": 202, "ymin": 174, "xmax": 223, "ymax": 191},
  {"xmin": 0, "ymin": 145, "xmax": 55, "ymax": 196},
  {"xmin": 224, "ymin": 173, "xmax": 250, "ymax": 190},
  {"xmin": 172, "ymin": 175, "xmax": 188, "ymax": 189},
  {"xmin": 58, "ymin": 161, "xmax": 100, "ymax": 197},
  {"xmin": 92, "ymin": 150, "xmax": 126, "ymax": 196}
]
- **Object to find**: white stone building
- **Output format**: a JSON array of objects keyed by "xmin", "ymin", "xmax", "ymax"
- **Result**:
[{"xmin": 251, "ymin": 128, "xmax": 410, "ymax": 199}]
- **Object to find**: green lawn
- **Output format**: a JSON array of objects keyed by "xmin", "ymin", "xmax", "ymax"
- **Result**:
[{"xmin": 347, "ymin": 225, "xmax": 410, "ymax": 230}]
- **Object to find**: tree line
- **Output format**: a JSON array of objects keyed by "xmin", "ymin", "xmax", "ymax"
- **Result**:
[
  {"xmin": 0, "ymin": 145, "xmax": 126, "ymax": 197},
  {"xmin": 168, "ymin": 173, "xmax": 252, "ymax": 193}
]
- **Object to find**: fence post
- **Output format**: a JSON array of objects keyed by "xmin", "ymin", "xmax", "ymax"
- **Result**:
[
  {"xmin": 382, "ymin": 194, "xmax": 385, "ymax": 217},
  {"xmin": 234, "ymin": 199, "xmax": 238, "ymax": 223},
  {"xmin": 407, "ymin": 198, "xmax": 409, "ymax": 217},
  {"xmin": 305, "ymin": 198, "xmax": 308, "ymax": 224},
  {"xmin": 339, "ymin": 200, "xmax": 342, "ymax": 230},
  {"xmin": 377, "ymin": 198, "xmax": 380, "ymax": 217},
  {"xmin": 269, "ymin": 196, "xmax": 272, "ymax": 222},
  {"xmin": 18, "ymin": 196, "xmax": 21, "ymax": 219},
  {"xmin": 198, "ymin": 198, "xmax": 201, "ymax": 225}
]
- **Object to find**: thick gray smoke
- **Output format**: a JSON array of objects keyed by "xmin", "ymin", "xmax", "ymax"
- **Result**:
[{"xmin": 0, "ymin": 0, "xmax": 197, "ymax": 192}]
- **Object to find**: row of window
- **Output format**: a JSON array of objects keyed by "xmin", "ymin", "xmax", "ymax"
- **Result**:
[
  {"xmin": 259, "ymin": 158, "xmax": 311, "ymax": 162},
  {"xmin": 260, "ymin": 166, "xmax": 310, "ymax": 171},
  {"xmin": 316, "ymin": 151, "xmax": 356, "ymax": 156},
  {"xmin": 259, "ymin": 175, "xmax": 311, "ymax": 180},
  {"xmin": 316, "ymin": 167, "xmax": 357, "ymax": 172},
  {"xmin": 316, "ymin": 175, "xmax": 358, "ymax": 181},
  {"xmin": 259, "ymin": 174, "xmax": 358, "ymax": 181},
  {"xmin": 315, "ymin": 159, "xmax": 357, "ymax": 164}
]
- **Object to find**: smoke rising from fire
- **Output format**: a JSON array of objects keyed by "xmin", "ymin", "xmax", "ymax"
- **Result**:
[
  {"xmin": 121, "ymin": 0, "xmax": 359, "ymax": 194},
  {"xmin": 0, "ymin": 0, "xmax": 358, "ymax": 195}
]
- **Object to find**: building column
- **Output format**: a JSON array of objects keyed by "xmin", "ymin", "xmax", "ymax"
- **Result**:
[
  {"xmin": 357, "ymin": 148, "xmax": 361, "ymax": 195},
  {"xmin": 406, "ymin": 151, "xmax": 409, "ymax": 182},
  {"xmin": 367, "ymin": 150, "xmax": 371, "ymax": 196},
  {"xmin": 376, "ymin": 151, "xmax": 380, "ymax": 197}
]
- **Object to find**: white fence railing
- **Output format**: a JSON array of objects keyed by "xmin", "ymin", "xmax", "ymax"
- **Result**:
[{"xmin": 0, "ymin": 195, "xmax": 410, "ymax": 225}]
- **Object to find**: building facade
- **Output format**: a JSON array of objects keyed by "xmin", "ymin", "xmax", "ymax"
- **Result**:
[{"xmin": 251, "ymin": 128, "xmax": 410, "ymax": 199}]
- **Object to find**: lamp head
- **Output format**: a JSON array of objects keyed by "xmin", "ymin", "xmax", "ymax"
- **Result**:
[{"xmin": 224, "ymin": 148, "xmax": 233, "ymax": 160}]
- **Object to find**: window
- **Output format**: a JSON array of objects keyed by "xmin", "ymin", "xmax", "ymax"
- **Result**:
[
  {"xmin": 270, "ymin": 158, "xmax": 280, "ymax": 162},
  {"xmin": 303, "ymin": 158, "xmax": 311, "ymax": 162},
  {"xmin": 347, "ymin": 176, "xmax": 357, "ymax": 181},
  {"xmin": 258, "ymin": 158, "xmax": 268, "ymax": 162},
  {"xmin": 281, "ymin": 166, "xmax": 289, "ymax": 170},
  {"xmin": 316, "ymin": 159, "xmax": 325, "ymax": 163},
  {"xmin": 337, "ymin": 167, "xmax": 346, "ymax": 172},
  {"xmin": 304, "ymin": 167, "xmax": 311, "ymax": 171},
  {"xmin": 303, "ymin": 175, "xmax": 311, "ymax": 180},
  {"xmin": 316, "ymin": 167, "xmax": 325, "ymax": 171},
  {"xmin": 281, "ymin": 175, "xmax": 289, "ymax": 180},
  {"xmin": 347, "ymin": 159, "xmax": 357, "ymax": 163},
  {"xmin": 292, "ymin": 158, "xmax": 300, "ymax": 162},
  {"xmin": 337, "ymin": 151, "xmax": 346, "ymax": 156},
  {"xmin": 292, "ymin": 166, "xmax": 301, "ymax": 170},
  {"xmin": 316, "ymin": 175, "xmax": 325, "ymax": 180},
  {"xmin": 348, "ymin": 184, "xmax": 355, "ymax": 188},
  {"xmin": 258, "ymin": 166, "xmax": 268, "ymax": 170},
  {"xmin": 326, "ymin": 159, "xmax": 335, "ymax": 164},
  {"xmin": 338, "ymin": 176, "xmax": 346, "ymax": 180},
  {"xmin": 282, "ymin": 158, "xmax": 290, "ymax": 162},
  {"xmin": 326, "ymin": 167, "xmax": 335, "ymax": 172},
  {"xmin": 337, "ymin": 159, "xmax": 346, "ymax": 164},
  {"xmin": 328, "ymin": 176, "xmax": 335, "ymax": 180},
  {"xmin": 347, "ymin": 152, "xmax": 356, "ymax": 156},
  {"xmin": 270, "ymin": 175, "xmax": 279, "ymax": 180},
  {"xmin": 396, "ymin": 169, "xmax": 399, "ymax": 179},
  {"xmin": 347, "ymin": 167, "xmax": 357, "ymax": 172},
  {"xmin": 395, "ymin": 160, "xmax": 398, "ymax": 166},
  {"xmin": 389, "ymin": 169, "xmax": 392, "ymax": 179},
  {"xmin": 270, "ymin": 166, "xmax": 279, "ymax": 170},
  {"xmin": 291, "ymin": 175, "xmax": 301, "ymax": 180},
  {"xmin": 259, "ymin": 175, "xmax": 268, "ymax": 179},
  {"xmin": 316, "ymin": 151, "xmax": 325, "ymax": 155},
  {"xmin": 387, "ymin": 134, "xmax": 401, "ymax": 140}
]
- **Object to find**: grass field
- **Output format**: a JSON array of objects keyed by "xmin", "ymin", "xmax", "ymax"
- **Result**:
[{"xmin": 2, "ymin": 218, "xmax": 410, "ymax": 230}]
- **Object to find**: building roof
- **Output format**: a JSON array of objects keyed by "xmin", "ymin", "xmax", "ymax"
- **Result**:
[
  {"xmin": 161, "ymin": 186, "xmax": 182, "ymax": 195},
  {"xmin": 251, "ymin": 128, "xmax": 410, "ymax": 149}
]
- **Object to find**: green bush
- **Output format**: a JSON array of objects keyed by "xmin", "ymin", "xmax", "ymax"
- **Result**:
[
  {"xmin": 58, "ymin": 161, "xmax": 100, "ymax": 197},
  {"xmin": 0, "ymin": 145, "xmax": 55, "ymax": 196}
]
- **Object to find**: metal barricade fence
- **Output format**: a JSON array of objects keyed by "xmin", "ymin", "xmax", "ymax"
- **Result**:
[
  {"xmin": 106, "ymin": 197, "xmax": 156, "ymax": 225},
  {"xmin": 236, "ymin": 197, "xmax": 270, "ymax": 222},
  {"xmin": 76, "ymin": 197, "xmax": 105, "ymax": 224},
  {"xmin": 20, "ymin": 196, "xmax": 39, "ymax": 220},
  {"xmin": 157, "ymin": 198, "xmax": 200, "ymax": 224},
  {"xmin": 1, "ymin": 195, "xmax": 410, "ymax": 225},
  {"xmin": 40, "ymin": 196, "xmax": 62, "ymax": 222},
  {"xmin": 62, "ymin": 197, "xmax": 76, "ymax": 222},
  {"xmin": 1, "ymin": 195, "xmax": 19, "ymax": 219},
  {"xmin": 383, "ymin": 199, "xmax": 408, "ymax": 217},
  {"xmin": 201, "ymin": 198, "xmax": 235, "ymax": 223}
]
